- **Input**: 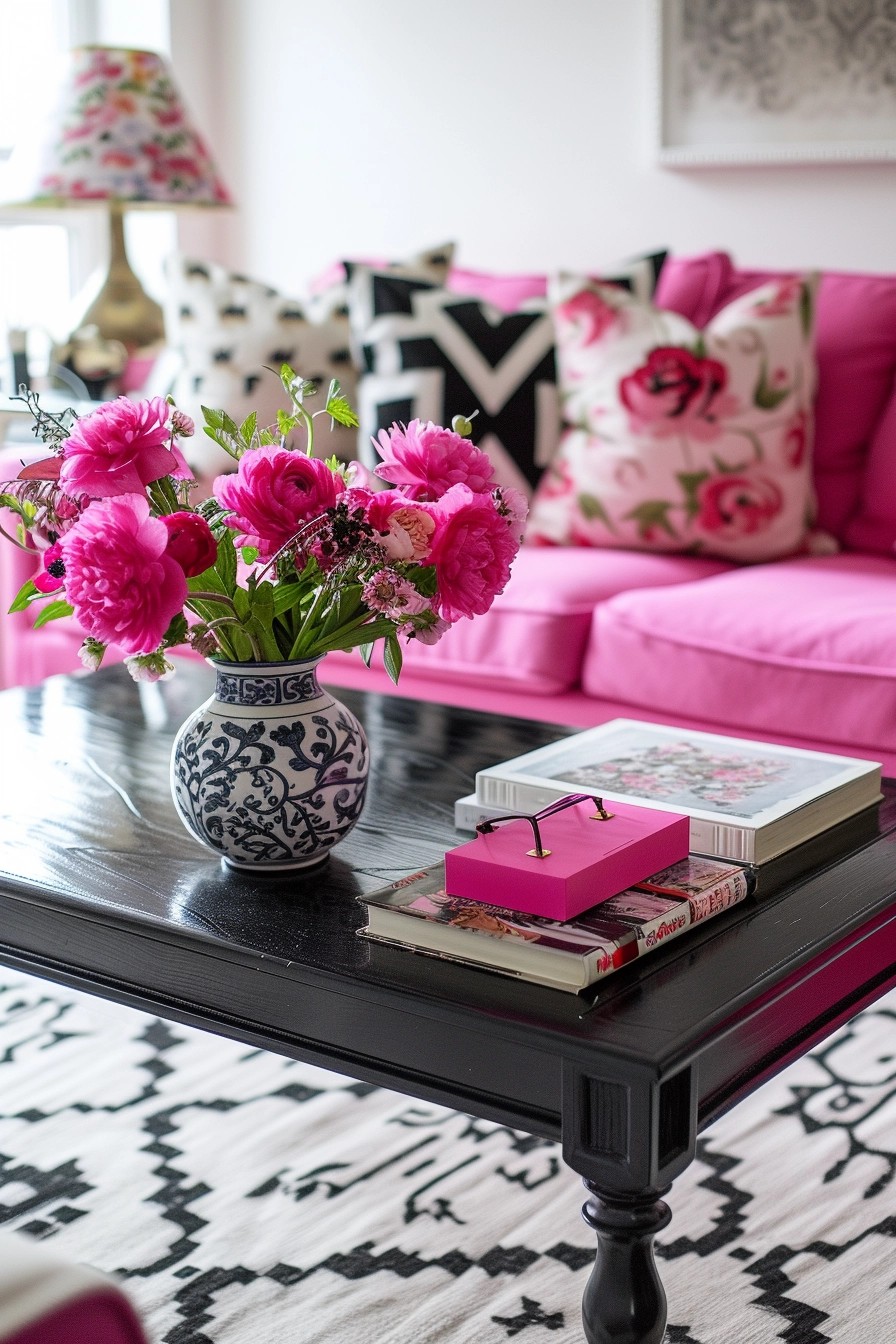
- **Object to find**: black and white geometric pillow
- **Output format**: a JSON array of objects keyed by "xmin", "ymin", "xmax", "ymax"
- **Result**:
[
  {"xmin": 162, "ymin": 246, "xmax": 455, "ymax": 483},
  {"xmin": 349, "ymin": 252, "xmax": 667, "ymax": 496}
]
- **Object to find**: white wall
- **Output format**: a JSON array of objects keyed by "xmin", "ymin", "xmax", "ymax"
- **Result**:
[{"xmin": 171, "ymin": 0, "xmax": 896, "ymax": 295}]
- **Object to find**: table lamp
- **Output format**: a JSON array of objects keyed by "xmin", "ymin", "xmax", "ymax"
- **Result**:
[{"xmin": 2, "ymin": 45, "xmax": 232, "ymax": 354}]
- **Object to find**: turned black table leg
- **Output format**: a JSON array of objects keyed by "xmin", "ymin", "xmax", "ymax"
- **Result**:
[{"xmin": 579, "ymin": 1181, "xmax": 672, "ymax": 1344}]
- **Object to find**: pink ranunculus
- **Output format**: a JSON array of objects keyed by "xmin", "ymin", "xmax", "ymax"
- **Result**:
[
  {"xmin": 697, "ymin": 473, "xmax": 783, "ymax": 539},
  {"xmin": 214, "ymin": 446, "xmax": 344, "ymax": 560},
  {"xmin": 373, "ymin": 419, "xmax": 496, "ymax": 501},
  {"xmin": 555, "ymin": 288, "xmax": 620, "ymax": 346},
  {"xmin": 620, "ymin": 347, "xmax": 737, "ymax": 441},
  {"xmin": 426, "ymin": 484, "xmax": 522, "ymax": 622},
  {"xmin": 59, "ymin": 397, "xmax": 191, "ymax": 499},
  {"xmin": 61, "ymin": 494, "xmax": 187, "ymax": 654},
  {"xmin": 363, "ymin": 489, "xmax": 437, "ymax": 561},
  {"xmin": 161, "ymin": 511, "xmax": 218, "ymax": 577}
]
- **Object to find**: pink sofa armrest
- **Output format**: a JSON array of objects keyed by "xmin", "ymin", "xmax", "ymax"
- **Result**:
[{"xmin": 0, "ymin": 1231, "xmax": 147, "ymax": 1344}]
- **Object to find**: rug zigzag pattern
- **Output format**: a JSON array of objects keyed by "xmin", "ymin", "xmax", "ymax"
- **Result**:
[{"xmin": 0, "ymin": 973, "xmax": 894, "ymax": 1342}]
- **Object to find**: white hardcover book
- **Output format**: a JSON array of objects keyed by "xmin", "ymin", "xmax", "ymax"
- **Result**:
[
  {"xmin": 473, "ymin": 719, "xmax": 882, "ymax": 865},
  {"xmin": 454, "ymin": 792, "xmax": 514, "ymax": 832}
]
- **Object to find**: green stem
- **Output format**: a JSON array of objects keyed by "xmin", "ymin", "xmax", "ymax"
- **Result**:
[
  {"xmin": 288, "ymin": 580, "xmax": 337, "ymax": 658},
  {"xmin": 201, "ymin": 615, "xmax": 261, "ymax": 661}
]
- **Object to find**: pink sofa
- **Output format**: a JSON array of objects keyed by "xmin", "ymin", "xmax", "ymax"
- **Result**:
[{"xmin": 2, "ymin": 251, "xmax": 895, "ymax": 775}]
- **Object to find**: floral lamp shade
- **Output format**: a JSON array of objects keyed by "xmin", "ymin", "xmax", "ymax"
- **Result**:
[{"xmin": 16, "ymin": 45, "xmax": 232, "ymax": 207}]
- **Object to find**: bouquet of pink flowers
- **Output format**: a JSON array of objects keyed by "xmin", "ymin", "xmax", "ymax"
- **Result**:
[{"xmin": 0, "ymin": 367, "xmax": 526, "ymax": 683}]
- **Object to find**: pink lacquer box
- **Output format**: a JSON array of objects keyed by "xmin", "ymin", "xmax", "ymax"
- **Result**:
[{"xmin": 444, "ymin": 797, "xmax": 690, "ymax": 921}]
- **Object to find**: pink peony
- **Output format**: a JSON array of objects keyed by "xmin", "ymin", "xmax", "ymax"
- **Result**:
[
  {"xmin": 426, "ymin": 484, "xmax": 521, "ymax": 622},
  {"xmin": 59, "ymin": 397, "xmax": 191, "ymax": 499},
  {"xmin": 362, "ymin": 489, "xmax": 436, "ymax": 561},
  {"xmin": 373, "ymin": 420, "xmax": 496, "ymax": 501},
  {"xmin": 61, "ymin": 494, "xmax": 187, "ymax": 654},
  {"xmin": 214, "ymin": 446, "xmax": 344, "ymax": 560},
  {"xmin": 161, "ymin": 511, "xmax": 218, "ymax": 577}
]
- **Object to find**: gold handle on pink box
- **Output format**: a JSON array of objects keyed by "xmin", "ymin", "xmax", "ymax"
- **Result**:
[{"xmin": 474, "ymin": 793, "xmax": 614, "ymax": 860}]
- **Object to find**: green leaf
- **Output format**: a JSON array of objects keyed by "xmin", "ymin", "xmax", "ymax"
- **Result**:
[
  {"xmin": 239, "ymin": 411, "xmax": 258, "ymax": 446},
  {"xmin": 271, "ymin": 581, "xmax": 306, "ymax": 617},
  {"xmin": 241, "ymin": 545, "xmax": 259, "ymax": 565},
  {"xmin": 325, "ymin": 395, "xmax": 360, "ymax": 429},
  {"xmin": 383, "ymin": 633, "xmax": 403, "ymax": 685},
  {"xmin": 358, "ymin": 641, "xmax": 374, "ymax": 667},
  {"xmin": 754, "ymin": 363, "xmax": 790, "ymax": 410},
  {"xmin": 676, "ymin": 470, "xmax": 710, "ymax": 520},
  {"xmin": 277, "ymin": 408, "xmax": 299, "ymax": 437},
  {"xmin": 201, "ymin": 406, "xmax": 227, "ymax": 430},
  {"xmin": 9, "ymin": 579, "xmax": 40, "ymax": 613},
  {"xmin": 162, "ymin": 613, "xmax": 190, "ymax": 649},
  {"xmin": 32, "ymin": 598, "xmax": 74, "ymax": 628},
  {"xmin": 410, "ymin": 564, "xmax": 438, "ymax": 598},
  {"xmin": 623, "ymin": 500, "xmax": 678, "ymax": 541},
  {"xmin": 578, "ymin": 492, "xmax": 614, "ymax": 529}
]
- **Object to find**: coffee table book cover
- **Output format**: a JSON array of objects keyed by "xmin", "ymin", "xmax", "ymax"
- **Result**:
[
  {"xmin": 473, "ymin": 720, "xmax": 882, "ymax": 864},
  {"xmin": 359, "ymin": 856, "xmax": 751, "ymax": 993}
]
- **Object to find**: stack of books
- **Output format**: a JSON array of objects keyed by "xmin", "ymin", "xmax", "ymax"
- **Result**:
[
  {"xmin": 359, "ymin": 854, "xmax": 752, "ymax": 994},
  {"xmin": 357, "ymin": 720, "xmax": 882, "ymax": 996}
]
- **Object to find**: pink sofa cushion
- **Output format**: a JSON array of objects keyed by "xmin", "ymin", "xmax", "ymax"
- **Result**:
[
  {"xmin": 841, "ymin": 380, "xmax": 896, "ymax": 555},
  {"xmin": 662, "ymin": 259, "xmax": 896, "ymax": 546},
  {"xmin": 653, "ymin": 250, "xmax": 736, "ymax": 330},
  {"xmin": 395, "ymin": 544, "xmax": 732, "ymax": 695},
  {"xmin": 585, "ymin": 553, "xmax": 896, "ymax": 752}
]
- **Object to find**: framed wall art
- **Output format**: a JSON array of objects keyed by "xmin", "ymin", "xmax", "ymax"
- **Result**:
[{"xmin": 656, "ymin": 0, "xmax": 896, "ymax": 166}]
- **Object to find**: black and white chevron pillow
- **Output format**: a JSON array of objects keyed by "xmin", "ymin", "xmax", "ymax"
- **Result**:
[{"xmin": 349, "ymin": 252, "xmax": 666, "ymax": 496}]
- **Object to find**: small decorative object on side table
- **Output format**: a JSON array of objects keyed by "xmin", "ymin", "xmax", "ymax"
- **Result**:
[{"xmin": 0, "ymin": 372, "xmax": 526, "ymax": 872}]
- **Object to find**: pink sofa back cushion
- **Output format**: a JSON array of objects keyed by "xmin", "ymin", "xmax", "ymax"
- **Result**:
[{"xmin": 660, "ymin": 257, "xmax": 896, "ymax": 547}]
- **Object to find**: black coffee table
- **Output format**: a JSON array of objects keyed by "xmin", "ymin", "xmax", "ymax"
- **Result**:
[{"xmin": 0, "ymin": 662, "xmax": 894, "ymax": 1344}]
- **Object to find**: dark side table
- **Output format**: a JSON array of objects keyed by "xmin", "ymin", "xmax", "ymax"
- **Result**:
[{"xmin": 0, "ymin": 663, "xmax": 894, "ymax": 1344}]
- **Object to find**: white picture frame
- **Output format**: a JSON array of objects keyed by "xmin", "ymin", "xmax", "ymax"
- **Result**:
[{"xmin": 655, "ymin": 0, "xmax": 896, "ymax": 167}]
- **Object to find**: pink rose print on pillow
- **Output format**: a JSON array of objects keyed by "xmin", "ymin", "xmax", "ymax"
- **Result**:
[
  {"xmin": 697, "ymin": 473, "xmax": 783, "ymax": 539},
  {"xmin": 555, "ymin": 289, "xmax": 620, "ymax": 346},
  {"xmin": 751, "ymin": 276, "xmax": 802, "ymax": 317},
  {"xmin": 620, "ymin": 347, "xmax": 738, "ymax": 441},
  {"xmin": 784, "ymin": 408, "xmax": 811, "ymax": 467}
]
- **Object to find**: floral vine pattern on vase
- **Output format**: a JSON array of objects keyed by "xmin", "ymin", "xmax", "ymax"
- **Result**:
[
  {"xmin": 527, "ymin": 273, "xmax": 818, "ymax": 563},
  {"xmin": 170, "ymin": 659, "xmax": 369, "ymax": 871}
]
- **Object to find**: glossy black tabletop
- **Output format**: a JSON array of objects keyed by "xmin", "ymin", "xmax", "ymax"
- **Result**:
[{"xmin": 0, "ymin": 662, "xmax": 895, "ymax": 1141}]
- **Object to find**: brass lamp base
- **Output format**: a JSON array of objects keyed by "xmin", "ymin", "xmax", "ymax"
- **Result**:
[{"xmin": 75, "ymin": 203, "xmax": 165, "ymax": 353}]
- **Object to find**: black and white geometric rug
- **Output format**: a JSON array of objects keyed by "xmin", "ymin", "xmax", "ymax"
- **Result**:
[{"xmin": 0, "ymin": 970, "xmax": 893, "ymax": 1343}]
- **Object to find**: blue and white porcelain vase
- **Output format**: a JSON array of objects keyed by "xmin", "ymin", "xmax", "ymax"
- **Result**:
[{"xmin": 170, "ymin": 658, "xmax": 369, "ymax": 872}]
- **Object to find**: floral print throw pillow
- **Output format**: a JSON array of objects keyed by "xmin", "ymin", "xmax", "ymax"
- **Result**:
[{"xmin": 527, "ymin": 274, "xmax": 818, "ymax": 561}]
